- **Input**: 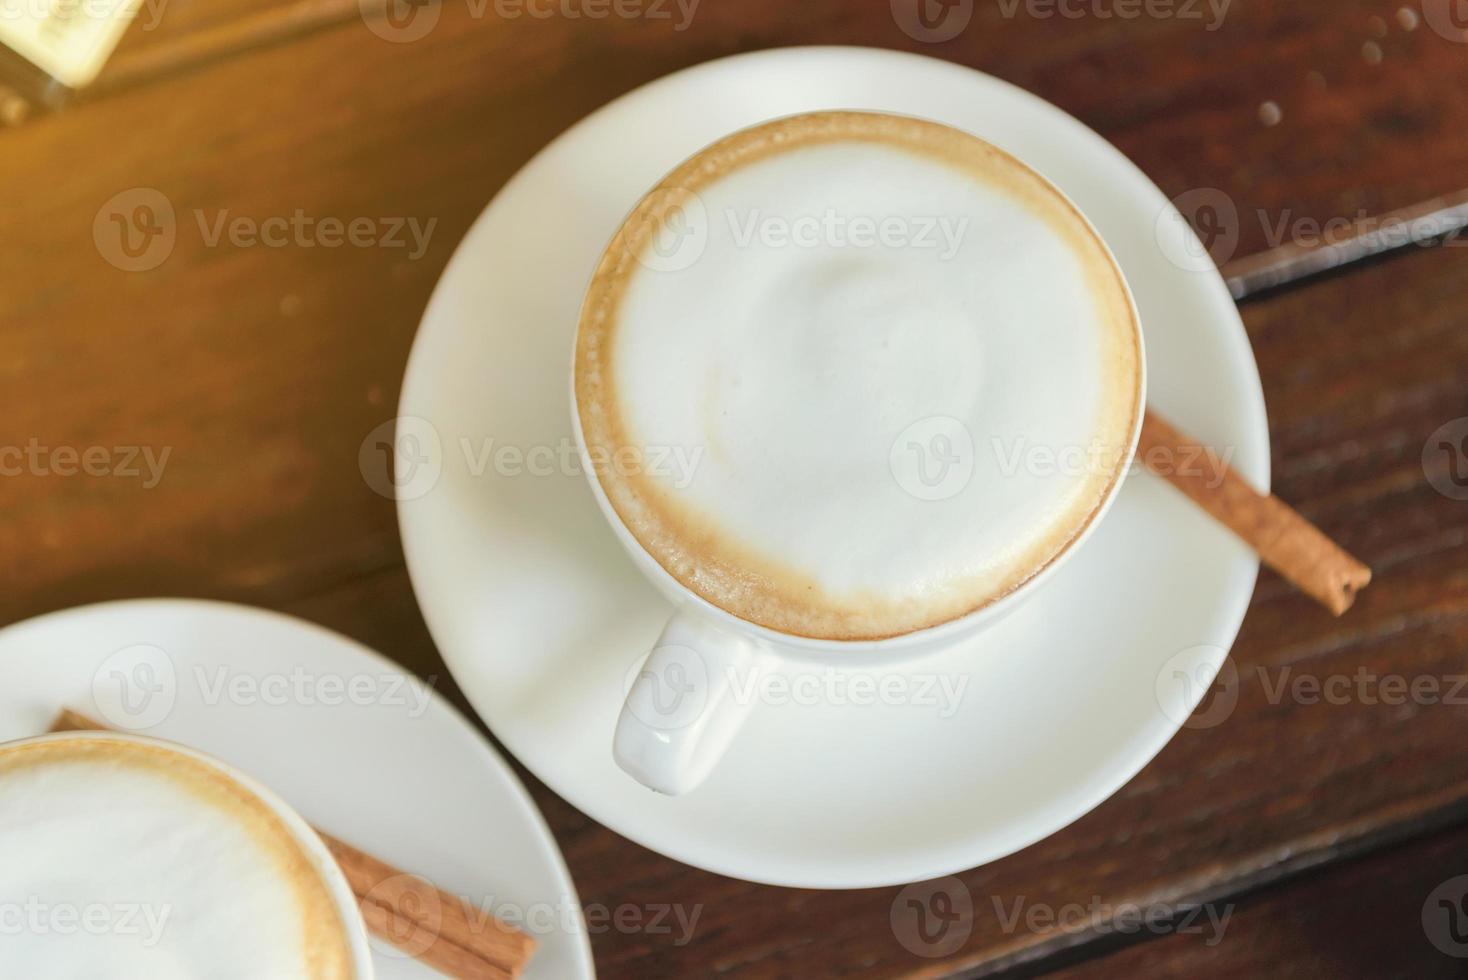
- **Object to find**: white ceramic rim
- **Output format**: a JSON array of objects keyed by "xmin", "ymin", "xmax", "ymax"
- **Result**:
[
  {"xmin": 565, "ymin": 108, "xmax": 1149, "ymax": 655},
  {"xmin": 1, "ymin": 728, "xmax": 377, "ymax": 979},
  {"xmin": 0, "ymin": 598, "xmax": 597, "ymax": 975},
  {"xmin": 398, "ymin": 45, "xmax": 1269, "ymax": 888}
]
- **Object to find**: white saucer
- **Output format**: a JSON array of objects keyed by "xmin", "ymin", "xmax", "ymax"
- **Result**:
[
  {"xmin": 0, "ymin": 599, "xmax": 594, "ymax": 979},
  {"xmin": 397, "ymin": 46, "xmax": 1269, "ymax": 888}
]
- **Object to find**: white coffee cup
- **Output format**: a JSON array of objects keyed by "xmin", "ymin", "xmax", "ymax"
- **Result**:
[
  {"xmin": 572, "ymin": 111, "xmax": 1145, "ymax": 795},
  {"xmin": 0, "ymin": 731, "xmax": 375, "ymax": 979}
]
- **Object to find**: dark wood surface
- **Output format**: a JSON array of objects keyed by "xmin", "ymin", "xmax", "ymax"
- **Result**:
[
  {"xmin": 4, "ymin": 1, "xmax": 1468, "ymax": 976},
  {"xmin": 1044, "ymin": 821, "xmax": 1468, "ymax": 980}
]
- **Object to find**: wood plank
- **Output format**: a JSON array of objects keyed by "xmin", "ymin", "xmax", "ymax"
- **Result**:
[
  {"xmin": 0, "ymin": 0, "xmax": 1462, "ymax": 268},
  {"xmin": 1044, "ymin": 821, "xmax": 1468, "ymax": 979},
  {"xmin": 5, "ymin": 0, "xmax": 1468, "ymax": 625},
  {"xmin": 263, "ymin": 237, "xmax": 1468, "ymax": 976}
]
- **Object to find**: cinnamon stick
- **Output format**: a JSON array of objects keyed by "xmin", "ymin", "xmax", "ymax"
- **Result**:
[
  {"xmin": 319, "ymin": 832, "xmax": 535, "ymax": 975},
  {"xmin": 1138, "ymin": 409, "xmax": 1372, "ymax": 615},
  {"xmin": 47, "ymin": 708, "xmax": 534, "ymax": 980}
]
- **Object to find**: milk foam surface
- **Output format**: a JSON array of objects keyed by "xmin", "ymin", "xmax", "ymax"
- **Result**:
[
  {"xmin": 0, "ymin": 737, "xmax": 353, "ymax": 980},
  {"xmin": 577, "ymin": 113, "xmax": 1141, "ymax": 640}
]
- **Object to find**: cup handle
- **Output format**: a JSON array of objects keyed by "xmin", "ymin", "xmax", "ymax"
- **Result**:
[{"xmin": 614, "ymin": 610, "xmax": 766, "ymax": 795}]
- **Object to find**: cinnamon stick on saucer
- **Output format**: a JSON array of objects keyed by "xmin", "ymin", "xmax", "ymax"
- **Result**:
[
  {"xmin": 47, "ymin": 709, "xmax": 535, "ymax": 980},
  {"xmin": 1138, "ymin": 409, "xmax": 1372, "ymax": 615}
]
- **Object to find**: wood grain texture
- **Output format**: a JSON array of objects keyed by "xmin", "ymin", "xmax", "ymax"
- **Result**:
[
  {"xmin": 5, "ymin": 1, "xmax": 1468, "ymax": 977},
  {"xmin": 5, "ymin": 0, "xmax": 1468, "ymax": 627},
  {"xmin": 270, "ymin": 241, "xmax": 1468, "ymax": 978},
  {"xmin": 1044, "ymin": 823, "xmax": 1468, "ymax": 979},
  {"xmin": 5, "ymin": 0, "xmax": 1468, "ymax": 248}
]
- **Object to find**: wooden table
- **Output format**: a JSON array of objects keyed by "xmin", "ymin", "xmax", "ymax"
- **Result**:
[{"xmin": 4, "ymin": 1, "xmax": 1468, "ymax": 975}]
